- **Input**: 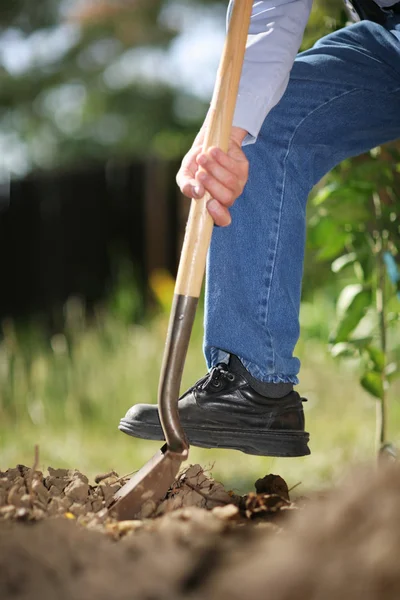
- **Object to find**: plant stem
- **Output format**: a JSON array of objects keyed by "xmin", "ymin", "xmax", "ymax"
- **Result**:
[{"xmin": 372, "ymin": 192, "xmax": 388, "ymax": 453}]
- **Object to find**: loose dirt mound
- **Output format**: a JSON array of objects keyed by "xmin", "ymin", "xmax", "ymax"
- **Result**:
[
  {"xmin": 0, "ymin": 463, "xmax": 290, "ymax": 532},
  {"xmin": 2, "ymin": 462, "xmax": 400, "ymax": 600}
]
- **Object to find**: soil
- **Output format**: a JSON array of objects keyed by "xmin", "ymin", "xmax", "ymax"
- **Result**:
[{"xmin": 2, "ymin": 460, "xmax": 400, "ymax": 600}]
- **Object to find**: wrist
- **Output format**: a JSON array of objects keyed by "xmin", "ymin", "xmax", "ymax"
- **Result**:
[{"xmin": 231, "ymin": 126, "xmax": 248, "ymax": 145}]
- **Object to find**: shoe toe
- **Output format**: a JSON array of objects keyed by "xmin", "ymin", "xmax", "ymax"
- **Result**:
[{"xmin": 122, "ymin": 403, "xmax": 161, "ymax": 426}]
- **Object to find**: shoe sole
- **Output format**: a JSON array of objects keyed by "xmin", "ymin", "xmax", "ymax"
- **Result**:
[{"xmin": 118, "ymin": 418, "xmax": 311, "ymax": 458}]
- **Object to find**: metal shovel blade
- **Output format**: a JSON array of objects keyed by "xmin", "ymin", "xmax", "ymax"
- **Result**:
[
  {"xmin": 109, "ymin": 444, "xmax": 188, "ymax": 520},
  {"xmin": 109, "ymin": 295, "xmax": 193, "ymax": 521}
]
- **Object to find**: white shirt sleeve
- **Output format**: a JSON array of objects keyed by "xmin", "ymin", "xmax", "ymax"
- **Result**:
[{"xmin": 229, "ymin": 0, "xmax": 313, "ymax": 144}]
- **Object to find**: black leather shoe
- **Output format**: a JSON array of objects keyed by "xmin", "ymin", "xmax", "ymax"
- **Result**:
[{"xmin": 119, "ymin": 363, "xmax": 310, "ymax": 457}]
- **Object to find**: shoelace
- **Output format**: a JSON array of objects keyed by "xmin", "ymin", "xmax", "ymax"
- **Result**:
[
  {"xmin": 200, "ymin": 364, "xmax": 235, "ymax": 390},
  {"xmin": 182, "ymin": 365, "xmax": 232, "ymax": 396},
  {"xmin": 187, "ymin": 364, "xmax": 307, "ymax": 400}
]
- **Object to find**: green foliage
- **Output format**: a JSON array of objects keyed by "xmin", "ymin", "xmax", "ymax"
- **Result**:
[
  {"xmin": 333, "ymin": 285, "xmax": 372, "ymax": 343},
  {"xmin": 0, "ymin": 0, "xmax": 219, "ymax": 177},
  {"xmin": 360, "ymin": 370, "xmax": 384, "ymax": 400},
  {"xmin": 307, "ymin": 144, "xmax": 400, "ymax": 447},
  {"xmin": 0, "ymin": 0, "xmax": 350, "ymax": 179}
]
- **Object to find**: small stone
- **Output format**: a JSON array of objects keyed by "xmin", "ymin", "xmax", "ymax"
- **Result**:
[
  {"xmin": 90, "ymin": 488, "xmax": 102, "ymax": 499},
  {"xmin": 64, "ymin": 479, "xmax": 89, "ymax": 503},
  {"xmin": 105, "ymin": 520, "xmax": 143, "ymax": 539},
  {"xmin": 15, "ymin": 507, "xmax": 30, "ymax": 520},
  {"xmin": 254, "ymin": 474, "xmax": 289, "ymax": 500},
  {"xmin": 95, "ymin": 508, "xmax": 109, "ymax": 523},
  {"xmin": 65, "ymin": 512, "xmax": 76, "ymax": 520},
  {"xmin": 99, "ymin": 483, "xmax": 120, "ymax": 505},
  {"xmin": 18, "ymin": 494, "xmax": 32, "ymax": 509},
  {"xmin": 32, "ymin": 507, "xmax": 46, "ymax": 520},
  {"xmin": 45, "ymin": 477, "xmax": 68, "ymax": 492},
  {"xmin": 117, "ymin": 520, "xmax": 143, "ymax": 533},
  {"xmin": 31, "ymin": 479, "xmax": 49, "ymax": 505},
  {"xmin": 68, "ymin": 470, "xmax": 89, "ymax": 484},
  {"xmin": 212, "ymin": 504, "xmax": 239, "ymax": 520},
  {"xmin": 0, "ymin": 505, "xmax": 16, "ymax": 519},
  {"xmin": 48, "ymin": 467, "xmax": 70, "ymax": 478},
  {"xmin": 7, "ymin": 484, "xmax": 25, "ymax": 506},
  {"xmin": 106, "ymin": 484, "xmax": 120, "ymax": 506},
  {"xmin": 49, "ymin": 485, "xmax": 62, "ymax": 498},
  {"xmin": 0, "ymin": 477, "xmax": 13, "ymax": 492},
  {"xmin": 69, "ymin": 502, "xmax": 89, "ymax": 517},
  {"xmin": 91, "ymin": 499, "xmax": 104, "ymax": 513},
  {"xmin": 17, "ymin": 465, "xmax": 30, "ymax": 476},
  {"xmin": 5, "ymin": 468, "xmax": 21, "ymax": 480},
  {"xmin": 48, "ymin": 496, "xmax": 72, "ymax": 516},
  {"xmin": 8, "ymin": 476, "xmax": 24, "ymax": 489},
  {"xmin": 94, "ymin": 470, "xmax": 119, "ymax": 484}
]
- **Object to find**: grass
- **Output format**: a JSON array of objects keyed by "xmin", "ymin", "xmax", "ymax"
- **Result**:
[{"xmin": 1, "ymin": 280, "xmax": 399, "ymax": 496}]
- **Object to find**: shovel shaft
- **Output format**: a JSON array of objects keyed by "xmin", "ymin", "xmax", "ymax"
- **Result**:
[
  {"xmin": 175, "ymin": 0, "xmax": 253, "ymax": 298},
  {"xmin": 158, "ymin": 0, "xmax": 253, "ymax": 453}
]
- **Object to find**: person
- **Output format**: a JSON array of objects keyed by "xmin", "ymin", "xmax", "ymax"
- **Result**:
[{"xmin": 119, "ymin": 0, "xmax": 400, "ymax": 457}]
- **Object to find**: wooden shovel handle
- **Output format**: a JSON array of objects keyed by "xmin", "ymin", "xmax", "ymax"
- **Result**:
[
  {"xmin": 175, "ymin": 0, "xmax": 253, "ymax": 298},
  {"xmin": 158, "ymin": 0, "xmax": 253, "ymax": 452}
]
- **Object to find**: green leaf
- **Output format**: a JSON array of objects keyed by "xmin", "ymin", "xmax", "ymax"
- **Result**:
[
  {"xmin": 316, "ymin": 233, "xmax": 348, "ymax": 261},
  {"xmin": 317, "ymin": 194, "xmax": 370, "ymax": 225},
  {"xmin": 330, "ymin": 342, "xmax": 357, "ymax": 358},
  {"xmin": 366, "ymin": 345, "xmax": 385, "ymax": 373},
  {"xmin": 313, "ymin": 183, "xmax": 338, "ymax": 205},
  {"xmin": 360, "ymin": 371, "xmax": 384, "ymax": 400},
  {"xmin": 347, "ymin": 337, "xmax": 374, "ymax": 349},
  {"xmin": 336, "ymin": 284, "xmax": 363, "ymax": 315},
  {"xmin": 331, "ymin": 252, "xmax": 356, "ymax": 273},
  {"xmin": 356, "ymin": 256, "xmax": 374, "ymax": 284},
  {"xmin": 333, "ymin": 286, "xmax": 372, "ymax": 343},
  {"xmin": 308, "ymin": 218, "xmax": 338, "ymax": 248},
  {"xmin": 307, "ymin": 218, "xmax": 348, "ymax": 260},
  {"xmin": 350, "ymin": 232, "xmax": 374, "ymax": 283}
]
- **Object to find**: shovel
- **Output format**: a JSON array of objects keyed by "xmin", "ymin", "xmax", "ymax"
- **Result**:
[{"xmin": 110, "ymin": 0, "xmax": 254, "ymax": 521}]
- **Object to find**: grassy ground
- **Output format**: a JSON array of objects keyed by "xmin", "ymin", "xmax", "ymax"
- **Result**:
[{"xmin": 1, "ymin": 287, "xmax": 399, "ymax": 495}]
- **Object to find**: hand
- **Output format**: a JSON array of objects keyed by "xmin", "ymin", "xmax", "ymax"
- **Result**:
[{"xmin": 176, "ymin": 126, "xmax": 249, "ymax": 227}]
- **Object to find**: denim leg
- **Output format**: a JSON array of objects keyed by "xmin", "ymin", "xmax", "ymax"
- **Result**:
[{"xmin": 204, "ymin": 17, "xmax": 400, "ymax": 383}]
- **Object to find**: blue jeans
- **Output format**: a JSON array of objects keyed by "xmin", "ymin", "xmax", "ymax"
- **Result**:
[{"xmin": 204, "ymin": 15, "xmax": 400, "ymax": 384}]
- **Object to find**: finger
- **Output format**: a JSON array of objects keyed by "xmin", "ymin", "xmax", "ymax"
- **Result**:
[
  {"xmin": 197, "ymin": 154, "xmax": 241, "ymax": 195},
  {"xmin": 196, "ymin": 170, "xmax": 236, "ymax": 208},
  {"xmin": 210, "ymin": 146, "xmax": 248, "ymax": 173},
  {"xmin": 207, "ymin": 199, "xmax": 232, "ymax": 227},
  {"xmin": 177, "ymin": 173, "xmax": 204, "ymax": 199}
]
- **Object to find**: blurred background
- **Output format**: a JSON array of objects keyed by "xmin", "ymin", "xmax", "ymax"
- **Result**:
[{"xmin": 0, "ymin": 0, "xmax": 399, "ymax": 493}]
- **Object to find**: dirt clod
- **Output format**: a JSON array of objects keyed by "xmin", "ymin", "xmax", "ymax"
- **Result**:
[
  {"xmin": 94, "ymin": 470, "xmax": 119, "ymax": 484},
  {"xmin": 31, "ymin": 479, "xmax": 49, "ymax": 504},
  {"xmin": 254, "ymin": 473, "xmax": 289, "ymax": 499},
  {"xmin": 64, "ymin": 478, "xmax": 89, "ymax": 503},
  {"xmin": 211, "ymin": 503, "xmax": 239, "ymax": 521}
]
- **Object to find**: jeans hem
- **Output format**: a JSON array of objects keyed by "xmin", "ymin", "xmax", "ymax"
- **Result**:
[{"xmin": 241, "ymin": 356, "xmax": 300, "ymax": 385}]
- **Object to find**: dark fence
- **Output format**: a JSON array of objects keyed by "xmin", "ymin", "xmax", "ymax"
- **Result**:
[{"xmin": 0, "ymin": 157, "xmax": 187, "ymax": 324}]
